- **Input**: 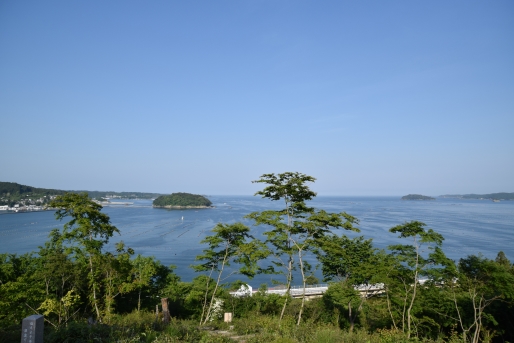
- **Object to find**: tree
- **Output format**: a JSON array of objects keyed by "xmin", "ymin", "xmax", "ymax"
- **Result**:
[
  {"xmin": 131, "ymin": 255, "xmax": 158, "ymax": 312},
  {"xmin": 193, "ymin": 222, "xmax": 265, "ymax": 325},
  {"xmin": 48, "ymin": 192, "xmax": 120, "ymax": 320},
  {"xmin": 387, "ymin": 221, "xmax": 444, "ymax": 339},
  {"xmin": 101, "ymin": 241, "xmax": 134, "ymax": 321},
  {"xmin": 0, "ymin": 253, "xmax": 45, "ymax": 326},
  {"xmin": 315, "ymin": 235, "xmax": 378, "ymax": 331},
  {"xmin": 35, "ymin": 229, "xmax": 84, "ymax": 327},
  {"xmin": 449, "ymin": 254, "xmax": 514, "ymax": 343},
  {"xmin": 247, "ymin": 172, "xmax": 359, "ymax": 325}
]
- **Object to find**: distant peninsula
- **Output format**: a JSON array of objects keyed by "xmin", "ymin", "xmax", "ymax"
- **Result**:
[
  {"xmin": 439, "ymin": 192, "xmax": 514, "ymax": 201},
  {"xmin": 153, "ymin": 193, "xmax": 213, "ymax": 208},
  {"xmin": 401, "ymin": 194, "xmax": 435, "ymax": 201},
  {"xmin": 0, "ymin": 181, "xmax": 163, "ymax": 211}
]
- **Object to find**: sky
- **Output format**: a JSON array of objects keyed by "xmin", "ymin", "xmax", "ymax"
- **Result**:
[{"xmin": 0, "ymin": 1, "xmax": 513, "ymax": 196}]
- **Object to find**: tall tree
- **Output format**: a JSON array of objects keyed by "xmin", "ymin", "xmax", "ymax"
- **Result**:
[
  {"xmin": 48, "ymin": 192, "xmax": 120, "ymax": 320},
  {"xmin": 131, "ymin": 254, "xmax": 159, "ymax": 312},
  {"xmin": 193, "ymin": 222, "xmax": 264, "ymax": 325},
  {"xmin": 247, "ymin": 172, "xmax": 359, "ymax": 325},
  {"xmin": 387, "ymin": 221, "xmax": 444, "ymax": 339},
  {"xmin": 101, "ymin": 241, "xmax": 134, "ymax": 321}
]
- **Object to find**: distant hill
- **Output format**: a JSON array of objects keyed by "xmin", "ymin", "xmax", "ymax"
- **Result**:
[
  {"xmin": 0, "ymin": 181, "xmax": 163, "ymax": 204},
  {"xmin": 153, "ymin": 193, "xmax": 212, "ymax": 208},
  {"xmin": 0, "ymin": 182, "xmax": 68, "ymax": 206},
  {"xmin": 401, "ymin": 194, "xmax": 435, "ymax": 200},
  {"xmin": 439, "ymin": 192, "xmax": 514, "ymax": 201}
]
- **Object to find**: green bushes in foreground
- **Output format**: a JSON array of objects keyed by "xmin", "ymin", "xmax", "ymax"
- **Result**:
[{"xmin": 1, "ymin": 310, "xmax": 439, "ymax": 343}]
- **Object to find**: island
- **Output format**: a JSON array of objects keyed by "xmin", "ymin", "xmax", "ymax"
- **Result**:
[
  {"xmin": 401, "ymin": 194, "xmax": 435, "ymax": 201},
  {"xmin": 153, "ymin": 192, "xmax": 213, "ymax": 208}
]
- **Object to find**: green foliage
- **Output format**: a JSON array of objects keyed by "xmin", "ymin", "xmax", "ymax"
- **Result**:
[
  {"xmin": 442, "ymin": 192, "xmax": 514, "ymax": 200},
  {"xmin": 3, "ymin": 173, "xmax": 514, "ymax": 342},
  {"xmin": 153, "ymin": 193, "xmax": 212, "ymax": 207},
  {"xmin": 0, "ymin": 181, "xmax": 67, "ymax": 198},
  {"xmin": 315, "ymin": 235, "xmax": 376, "ymax": 283},
  {"xmin": 0, "ymin": 253, "xmax": 46, "ymax": 327},
  {"xmin": 0, "ymin": 181, "xmax": 161, "ymax": 207},
  {"xmin": 193, "ymin": 222, "xmax": 266, "ymax": 324},
  {"xmin": 48, "ymin": 192, "xmax": 122, "ymax": 320},
  {"xmin": 247, "ymin": 172, "xmax": 359, "ymax": 325},
  {"xmin": 401, "ymin": 194, "xmax": 435, "ymax": 200}
]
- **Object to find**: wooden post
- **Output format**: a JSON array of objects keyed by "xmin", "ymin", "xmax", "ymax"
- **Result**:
[
  {"xmin": 21, "ymin": 315, "xmax": 44, "ymax": 343},
  {"xmin": 161, "ymin": 298, "xmax": 170, "ymax": 324},
  {"xmin": 155, "ymin": 304, "xmax": 159, "ymax": 321}
]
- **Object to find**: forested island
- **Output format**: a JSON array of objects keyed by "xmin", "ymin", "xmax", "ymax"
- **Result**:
[
  {"xmin": 1, "ymin": 175, "xmax": 513, "ymax": 343},
  {"xmin": 440, "ymin": 192, "xmax": 514, "ymax": 201},
  {"xmin": 153, "ymin": 192, "xmax": 213, "ymax": 208},
  {"xmin": 401, "ymin": 194, "xmax": 435, "ymax": 200}
]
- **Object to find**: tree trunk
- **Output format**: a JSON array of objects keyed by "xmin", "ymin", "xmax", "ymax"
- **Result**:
[
  {"xmin": 385, "ymin": 284, "xmax": 398, "ymax": 331},
  {"xmin": 297, "ymin": 248, "xmax": 306, "ymax": 326},
  {"xmin": 279, "ymin": 254, "xmax": 293, "ymax": 323},
  {"xmin": 89, "ymin": 254, "xmax": 101, "ymax": 320},
  {"xmin": 138, "ymin": 289, "xmax": 141, "ymax": 312},
  {"xmin": 407, "ymin": 239, "xmax": 420, "ymax": 339},
  {"xmin": 348, "ymin": 300, "xmax": 354, "ymax": 332},
  {"xmin": 161, "ymin": 297, "xmax": 170, "ymax": 324},
  {"xmin": 203, "ymin": 246, "xmax": 229, "ymax": 325},
  {"xmin": 200, "ymin": 266, "xmax": 215, "ymax": 325}
]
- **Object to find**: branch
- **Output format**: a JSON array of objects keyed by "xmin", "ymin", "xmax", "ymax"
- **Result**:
[{"xmin": 25, "ymin": 303, "xmax": 57, "ymax": 328}]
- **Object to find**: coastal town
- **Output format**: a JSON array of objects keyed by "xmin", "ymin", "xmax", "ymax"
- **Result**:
[{"xmin": 0, "ymin": 195, "xmax": 56, "ymax": 212}]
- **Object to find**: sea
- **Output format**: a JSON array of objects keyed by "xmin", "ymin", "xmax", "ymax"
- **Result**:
[{"xmin": 0, "ymin": 196, "xmax": 512, "ymax": 286}]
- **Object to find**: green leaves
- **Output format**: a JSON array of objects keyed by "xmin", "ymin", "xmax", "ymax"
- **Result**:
[
  {"xmin": 49, "ymin": 193, "xmax": 120, "ymax": 254},
  {"xmin": 252, "ymin": 172, "xmax": 317, "ymax": 204},
  {"xmin": 194, "ymin": 222, "xmax": 254, "ymax": 273},
  {"xmin": 315, "ymin": 235, "xmax": 376, "ymax": 284},
  {"xmin": 48, "ymin": 192, "xmax": 123, "ymax": 320},
  {"xmin": 153, "ymin": 193, "xmax": 212, "ymax": 207}
]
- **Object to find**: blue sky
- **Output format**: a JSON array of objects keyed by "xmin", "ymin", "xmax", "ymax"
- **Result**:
[{"xmin": 1, "ymin": 1, "xmax": 513, "ymax": 195}]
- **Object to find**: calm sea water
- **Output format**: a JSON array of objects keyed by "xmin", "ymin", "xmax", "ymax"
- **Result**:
[{"xmin": 1, "ymin": 196, "xmax": 512, "ymax": 285}]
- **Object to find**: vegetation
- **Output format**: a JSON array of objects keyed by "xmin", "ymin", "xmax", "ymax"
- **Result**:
[
  {"xmin": 0, "ymin": 181, "xmax": 162, "ymax": 207},
  {"xmin": 153, "ymin": 193, "xmax": 212, "ymax": 208},
  {"xmin": 246, "ymin": 172, "xmax": 359, "ymax": 325},
  {"xmin": 439, "ymin": 192, "xmax": 514, "ymax": 201},
  {"xmin": 401, "ymin": 194, "xmax": 435, "ymax": 200},
  {"xmin": 1, "ymin": 174, "xmax": 513, "ymax": 343}
]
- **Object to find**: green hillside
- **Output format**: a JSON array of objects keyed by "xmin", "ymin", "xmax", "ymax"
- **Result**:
[
  {"xmin": 440, "ymin": 192, "xmax": 514, "ymax": 200},
  {"xmin": 0, "ymin": 181, "xmax": 162, "ymax": 206},
  {"xmin": 401, "ymin": 194, "xmax": 435, "ymax": 200},
  {"xmin": 153, "ymin": 192, "xmax": 212, "ymax": 208}
]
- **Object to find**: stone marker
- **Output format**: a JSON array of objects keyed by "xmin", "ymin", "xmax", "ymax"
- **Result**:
[
  {"xmin": 21, "ymin": 315, "xmax": 44, "ymax": 343},
  {"xmin": 224, "ymin": 312, "xmax": 233, "ymax": 323}
]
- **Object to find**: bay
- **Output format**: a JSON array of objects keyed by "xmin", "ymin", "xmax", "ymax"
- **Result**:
[{"xmin": 0, "ymin": 196, "xmax": 512, "ymax": 286}]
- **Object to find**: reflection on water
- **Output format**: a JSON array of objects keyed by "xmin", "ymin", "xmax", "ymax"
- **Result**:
[{"xmin": 1, "ymin": 196, "xmax": 513, "ymax": 284}]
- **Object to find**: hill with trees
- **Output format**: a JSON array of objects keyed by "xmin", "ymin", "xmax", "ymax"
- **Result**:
[
  {"xmin": 401, "ymin": 194, "xmax": 435, "ymax": 200},
  {"xmin": 153, "ymin": 192, "xmax": 213, "ymax": 208},
  {"xmin": 440, "ymin": 192, "xmax": 514, "ymax": 200},
  {"xmin": 0, "ymin": 181, "xmax": 162, "ymax": 207}
]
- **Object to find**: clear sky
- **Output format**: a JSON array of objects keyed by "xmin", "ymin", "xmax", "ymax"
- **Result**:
[{"xmin": 1, "ymin": 1, "xmax": 513, "ymax": 196}]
